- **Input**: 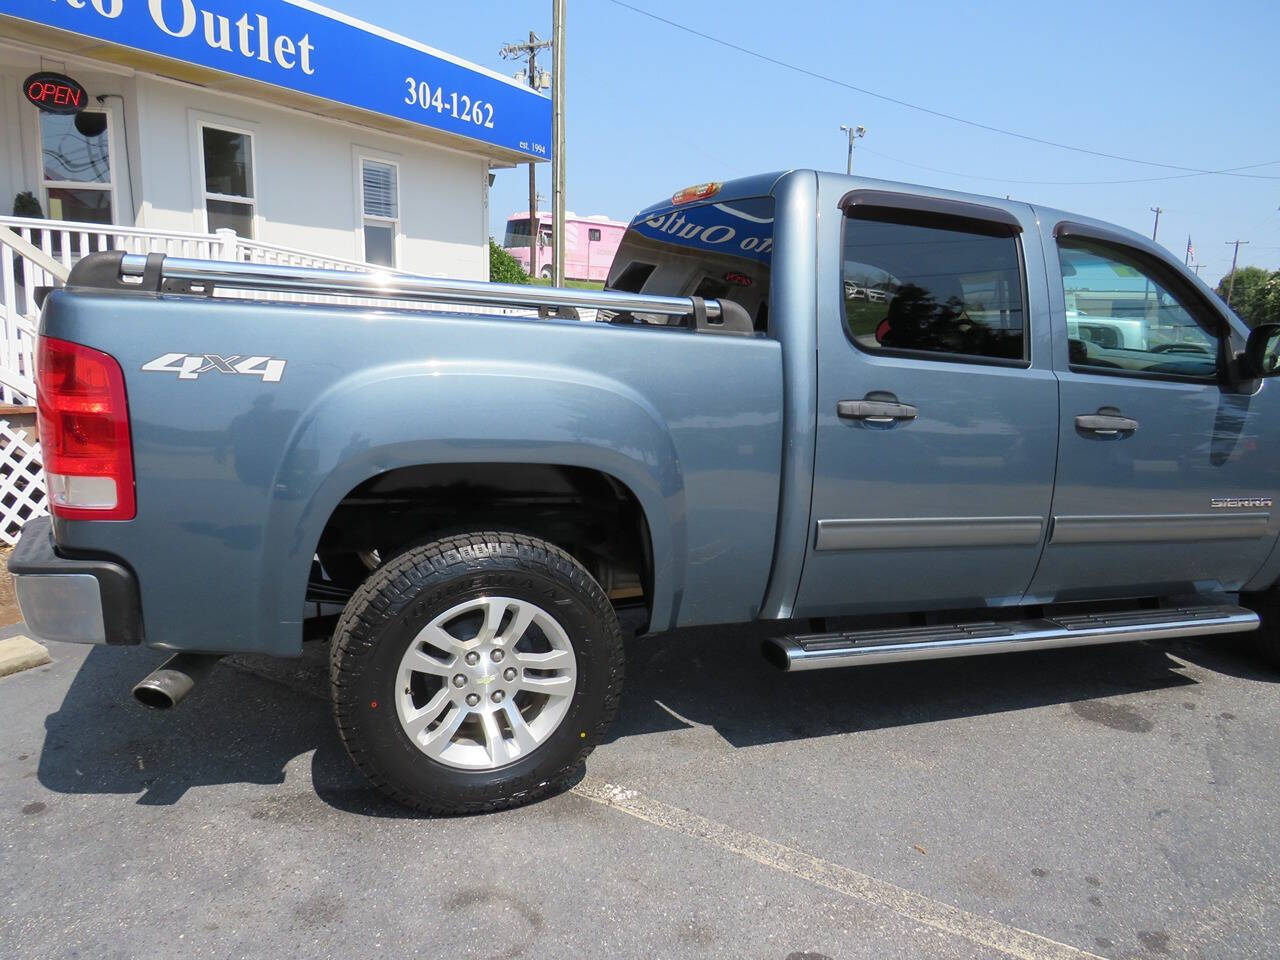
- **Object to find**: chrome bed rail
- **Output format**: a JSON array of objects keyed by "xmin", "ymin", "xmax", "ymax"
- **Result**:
[{"xmin": 110, "ymin": 253, "xmax": 725, "ymax": 320}]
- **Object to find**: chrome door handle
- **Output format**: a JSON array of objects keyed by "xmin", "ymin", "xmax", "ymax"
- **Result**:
[
  {"xmin": 1075, "ymin": 408, "xmax": 1138, "ymax": 435},
  {"xmin": 837, "ymin": 399, "xmax": 918, "ymax": 423}
]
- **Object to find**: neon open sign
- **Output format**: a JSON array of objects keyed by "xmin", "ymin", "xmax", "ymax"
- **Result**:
[{"xmin": 23, "ymin": 72, "xmax": 88, "ymax": 115}]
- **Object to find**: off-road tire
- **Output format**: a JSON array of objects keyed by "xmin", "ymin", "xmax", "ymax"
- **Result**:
[{"xmin": 329, "ymin": 532, "xmax": 624, "ymax": 814}]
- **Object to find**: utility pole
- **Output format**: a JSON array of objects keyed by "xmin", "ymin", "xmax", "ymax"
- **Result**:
[
  {"xmin": 1191, "ymin": 263, "xmax": 1206, "ymax": 276},
  {"xmin": 551, "ymin": 0, "xmax": 567, "ymax": 286},
  {"xmin": 839, "ymin": 123, "xmax": 866, "ymax": 175},
  {"xmin": 1149, "ymin": 206, "xmax": 1162, "ymax": 241},
  {"xmin": 1224, "ymin": 239, "xmax": 1250, "ymax": 307},
  {"xmin": 500, "ymin": 31, "xmax": 552, "ymax": 278}
]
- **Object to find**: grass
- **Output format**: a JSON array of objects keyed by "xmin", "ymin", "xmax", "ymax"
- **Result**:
[
  {"xmin": 529, "ymin": 277, "xmax": 605, "ymax": 291},
  {"xmin": 844, "ymin": 300, "xmax": 888, "ymax": 338}
]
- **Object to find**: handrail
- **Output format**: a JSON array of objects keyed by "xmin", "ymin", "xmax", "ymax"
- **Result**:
[
  {"xmin": 233, "ymin": 236, "xmax": 417, "ymax": 274},
  {"xmin": 116, "ymin": 254, "xmax": 724, "ymax": 319},
  {"xmin": 0, "ymin": 215, "xmax": 221, "ymax": 243},
  {"xmin": 0, "ymin": 227, "xmax": 71, "ymax": 283}
]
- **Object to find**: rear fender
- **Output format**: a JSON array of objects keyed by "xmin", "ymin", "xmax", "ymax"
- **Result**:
[{"xmin": 262, "ymin": 360, "xmax": 686, "ymax": 651}]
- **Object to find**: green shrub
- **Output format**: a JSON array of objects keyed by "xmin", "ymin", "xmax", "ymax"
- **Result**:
[
  {"xmin": 12, "ymin": 191, "xmax": 43, "ymax": 218},
  {"xmin": 489, "ymin": 238, "xmax": 529, "ymax": 284}
]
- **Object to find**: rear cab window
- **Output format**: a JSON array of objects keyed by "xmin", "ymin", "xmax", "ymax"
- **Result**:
[{"xmin": 604, "ymin": 194, "xmax": 774, "ymax": 332}]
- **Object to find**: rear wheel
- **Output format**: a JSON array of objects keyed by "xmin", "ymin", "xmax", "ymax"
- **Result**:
[{"xmin": 329, "ymin": 532, "xmax": 624, "ymax": 813}]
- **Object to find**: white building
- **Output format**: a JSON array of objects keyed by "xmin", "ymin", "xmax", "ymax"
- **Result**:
[{"xmin": 0, "ymin": 0, "xmax": 550, "ymax": 279}]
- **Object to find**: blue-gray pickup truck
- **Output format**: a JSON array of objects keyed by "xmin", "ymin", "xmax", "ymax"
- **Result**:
[{"xmin": 12, "ymin": 170, "xmax": 1280, "ymax": 813}]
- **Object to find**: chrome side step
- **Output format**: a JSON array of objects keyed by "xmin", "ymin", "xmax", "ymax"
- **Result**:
[{"xmin": 763, "ymin": 604, "xmax": 1259, "ymax": 672}]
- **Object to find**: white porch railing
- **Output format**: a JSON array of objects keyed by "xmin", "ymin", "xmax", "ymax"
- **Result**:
[{"xmin": 0, "ymin": 217, "xmax": 496, "ymax": 404}]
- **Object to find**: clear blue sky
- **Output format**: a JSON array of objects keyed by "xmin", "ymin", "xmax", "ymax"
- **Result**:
[{"xmin": 326, "ymin": 0, "xmax": 1280, "ymax": 283}]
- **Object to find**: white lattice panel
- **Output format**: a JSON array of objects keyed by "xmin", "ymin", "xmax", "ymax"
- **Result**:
[{"xmin": 0, "ymin": 420, "xmax": 47, "ymax": 546}]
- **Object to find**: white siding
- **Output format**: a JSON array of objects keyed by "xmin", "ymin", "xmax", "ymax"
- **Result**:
[
  {"xmin": 0, "ymin": 39, "xmax": 490, "ymax": 281},
  {"xmin": 133, "ymin": 77, "xmax": 488, "ymax": 279}
]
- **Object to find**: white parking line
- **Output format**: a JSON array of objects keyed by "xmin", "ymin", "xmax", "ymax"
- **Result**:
[{"xmin": 572, "ymin": 776, "xmax": 1106, "ymax": 960}]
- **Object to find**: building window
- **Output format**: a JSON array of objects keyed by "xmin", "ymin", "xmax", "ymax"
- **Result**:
[
  {"xmin": 40, "ymin": 110, "xmax": 113, "ymax": 224},
  {"xmin": 588, "ymin": 227, "xmax": 602, "ymax": 242},
  {"xmin": 360, "ymin": 158, "xmax": 399, "ymax": 268},
  {"xmin": 201, "ymin": 125, "xmax": 255, "ymax": 238}
]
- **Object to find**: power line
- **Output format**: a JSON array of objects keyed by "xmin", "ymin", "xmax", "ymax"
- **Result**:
[
  {"xmin": 604, "ymin": 0, "xmax": 1280, "ymax": 180},
  {"xmin": 856, "ymin": 146, "xmax": 1280, "ymax": 187}
]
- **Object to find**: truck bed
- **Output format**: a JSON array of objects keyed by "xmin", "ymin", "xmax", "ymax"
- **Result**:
[{"xmin": 40, "ymin": 263, "xmax": 783, "ymax": 655}]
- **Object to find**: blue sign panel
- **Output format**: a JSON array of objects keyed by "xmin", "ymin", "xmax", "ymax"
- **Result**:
[{"xmin": 1, "ymin": 0, "xmax": 551, "ymax": 158}]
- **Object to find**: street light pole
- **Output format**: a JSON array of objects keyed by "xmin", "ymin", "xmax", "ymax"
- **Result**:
[
  {"xmin": 839, "ymin": 123, "xmax": 866, "ymax": 175},
  {"xmin": 551, "ymin": 0, "xmax": 567, "ymax": 286}
]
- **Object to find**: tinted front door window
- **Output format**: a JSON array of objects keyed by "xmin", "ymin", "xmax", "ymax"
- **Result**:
[{"xmin": 1059, "ymin": 239, "xmax": 1218, "ymax": 380}]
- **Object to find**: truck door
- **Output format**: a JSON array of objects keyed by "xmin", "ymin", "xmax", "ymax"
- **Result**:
[
  {"xmin": 794, "ymin": 189, "xmax": 1058, "ymax": 617},
  {"xmin": 1025, "ymin": 217, "xmax": 1280, "ymax": 601}
]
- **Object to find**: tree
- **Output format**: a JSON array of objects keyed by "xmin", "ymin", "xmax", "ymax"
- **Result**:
[
  {"xmin": 488, "ymin": 239, "xmax": 529, "ymax": 285},
  {"xmin": 1215, "ymin": 265, "xmax": 1278, "ymax": 327}
]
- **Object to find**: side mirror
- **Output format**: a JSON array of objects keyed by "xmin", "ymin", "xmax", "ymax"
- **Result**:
[{"xmin": 1241, "ymin": 323, "xmax": 1280, "ymax": 378}]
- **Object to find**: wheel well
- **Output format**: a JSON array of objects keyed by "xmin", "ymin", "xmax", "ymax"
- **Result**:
[{"xmin": 315, "ymin": 463, "xmax": 653, "ymax": 620}]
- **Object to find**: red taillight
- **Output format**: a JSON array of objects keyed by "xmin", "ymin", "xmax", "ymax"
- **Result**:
[{"xmin": 36, "ymin": 336, "xmax": 135, "ymax": 521}]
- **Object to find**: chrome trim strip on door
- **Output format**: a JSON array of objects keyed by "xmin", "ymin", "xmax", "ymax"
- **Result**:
[
  {"xmin": 1051, "ymin": 513, "xmax": 1270, "ymax": 544},
  {"xmin": 814, "ymin": 516, "xmax": 1045, "ymax": 551}
]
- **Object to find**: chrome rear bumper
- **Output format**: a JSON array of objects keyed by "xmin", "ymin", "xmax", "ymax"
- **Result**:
[{"xmin": 10, "ymin": 517, "xmax": 142, "ymax": 645}]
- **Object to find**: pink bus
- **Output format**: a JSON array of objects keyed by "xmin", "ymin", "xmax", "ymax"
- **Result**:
[{"xmin": 502, "ymin": 211, "xmax": 627, "ymax": 282}]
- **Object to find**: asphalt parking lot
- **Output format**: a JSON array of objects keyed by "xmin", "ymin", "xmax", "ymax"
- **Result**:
[{"xmin": 2, "ymin": 622, "xmax": 1279, "ymax": 960}]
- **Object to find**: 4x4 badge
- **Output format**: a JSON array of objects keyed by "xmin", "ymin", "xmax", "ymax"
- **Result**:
[{"xmin": 142, "ymin": 353, "xmax": 286, "ymax": 383}]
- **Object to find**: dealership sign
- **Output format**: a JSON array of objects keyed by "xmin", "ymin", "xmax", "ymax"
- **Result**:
[
  {"xmin": 23, "ymin": 71, "xmax": 88, "ymax": 114},
  {"xmin": 1, "ymin": 0, "xmax": 551, "ymax": 158}
]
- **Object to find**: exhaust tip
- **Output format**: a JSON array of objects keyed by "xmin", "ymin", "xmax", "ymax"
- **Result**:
[
  {"xmin": 133, "ymin": 682, "xmax": 177, "ymax": 710},
  {"xmin": 131, "ymin": 653, "xmax": 222, "ymax": 710}
]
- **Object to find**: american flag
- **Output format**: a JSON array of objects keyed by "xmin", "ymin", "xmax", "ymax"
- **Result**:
[{"xmin": 1186, "ymin": 235, "xmax": 1195, "ymax": 264}]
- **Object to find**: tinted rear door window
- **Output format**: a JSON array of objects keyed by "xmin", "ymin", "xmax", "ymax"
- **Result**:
[{"xmin": 842, "ymin": 210, "xmax": 1026, "ymax": 363}]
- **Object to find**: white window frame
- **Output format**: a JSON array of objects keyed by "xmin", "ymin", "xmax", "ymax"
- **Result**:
[
  {"xmin": 354, "ymin": 150, "xmax": 402, "ymax": 268},
  {"xmin": 37, "ymin": 107, "xmax": 118, "ymax": 224},
  {"xmin": 193, "ymin": 117, "xmax": 258, "ymax": 238}
]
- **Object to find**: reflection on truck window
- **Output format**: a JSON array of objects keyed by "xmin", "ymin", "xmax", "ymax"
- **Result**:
[
  {"xmin": 604, "ymin": 196, "xmax": 773, "ymax": 332},
  {"xmin": 1058, "ymin": 238, "xmax": 1218, "ymax": 380},
  {"xmin": 609, "ymin": 261, "xmax": 656, "ymax": 293},
  {"xmin": 841, "ymin": 210, "xmax": 1025, "ymax": 362}
]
